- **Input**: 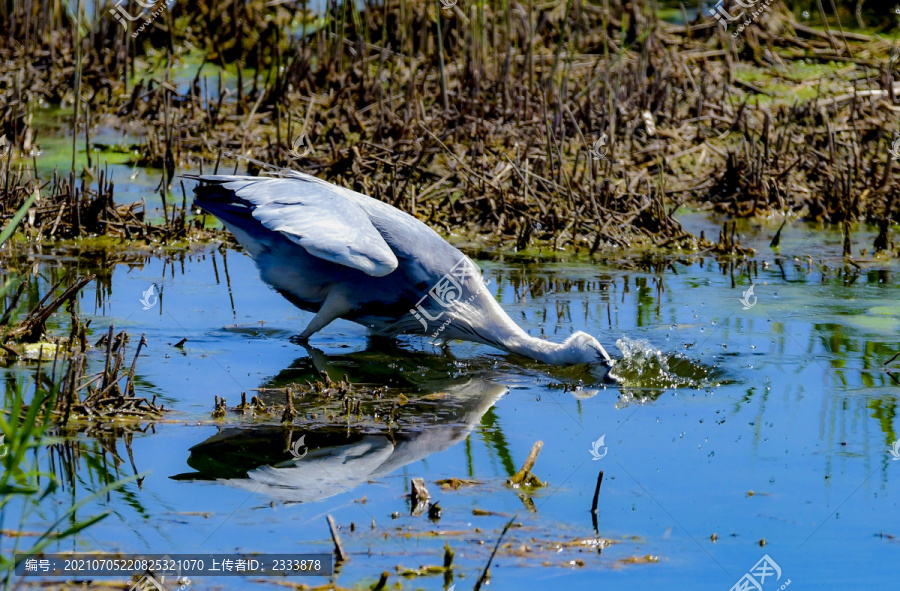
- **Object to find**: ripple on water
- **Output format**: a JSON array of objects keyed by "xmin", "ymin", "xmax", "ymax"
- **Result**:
[{"xmin": 608, "ymin": 337, "xmax": 726, "ymax": 401}]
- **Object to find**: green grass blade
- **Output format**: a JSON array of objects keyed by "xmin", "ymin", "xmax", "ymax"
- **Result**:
[{"xmin": 0, "ymin": 190, "xmax": 38, "ymax": 246}]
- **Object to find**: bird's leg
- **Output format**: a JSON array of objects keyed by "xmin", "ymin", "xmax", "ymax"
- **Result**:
[{"xmin": 298, "ymin": 293, "xmax": 352, "ymax": 340}]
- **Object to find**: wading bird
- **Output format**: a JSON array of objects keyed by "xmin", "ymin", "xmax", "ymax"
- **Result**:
[{"xmin": 190, "ymin": 171, "xmax": 612, "ymax": 365}]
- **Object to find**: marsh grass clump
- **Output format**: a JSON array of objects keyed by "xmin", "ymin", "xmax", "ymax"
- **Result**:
[
  {"xmin": 2, "ymin": 194, "xmax": 162, "ymax": 425},
  {"xmin": 0, "ymin": 348, "xmax": 141, "ymax": 584},
  {"xmin": 3, "ymin": 327, "xmax": 164, "ymax": 426},
  {"xmin": 0, "ymin": 168, "xmax": 224, "ymax": 244},
  {"xmin": 2, "ymin": 0, "xmax": 897, "ymax": 254},
  {"xmin": 212, "ymin": 376, "xmax": 400, "ymax": 427}
]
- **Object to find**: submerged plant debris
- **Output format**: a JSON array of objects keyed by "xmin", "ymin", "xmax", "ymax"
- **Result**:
[{"xmin": 3, "ymin": 327, "xmax": 164, "ymax": 426}]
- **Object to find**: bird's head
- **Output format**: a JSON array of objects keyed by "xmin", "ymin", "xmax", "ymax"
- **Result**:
[{"xmin": 555, "ymin": 332, "xmax": 613, "ymax": 366}]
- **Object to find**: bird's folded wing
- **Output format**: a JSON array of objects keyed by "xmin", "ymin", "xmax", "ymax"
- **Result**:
[{"xmin": 216, "ymin": 176, "xmax": 398, "ymax": 277}]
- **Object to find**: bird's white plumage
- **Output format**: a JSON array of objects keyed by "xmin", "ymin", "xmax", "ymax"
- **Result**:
[
  {"xmin": 191, "ymin": 171, "xmax": 613, "ymax": 366},
  {"xmin": 222, "ymin": 176, "xmax": 398, "ymax": 277}
]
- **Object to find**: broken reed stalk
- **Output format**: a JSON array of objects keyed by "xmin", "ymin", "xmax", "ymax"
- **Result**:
[
  {"xmin": 6, "ymin": 275, "xmax": 95, "ymax": 343},
  {"xmin": 473, "ymin": 517, "xmax": 515, "ymax": 591},
  {"xmin": 372, "ymin": 572, "xmax": 389, "ymax": 590},
  {"xmin": 507, "ymin": 440, "xmax": 543, "ymax": 486},
  {"xmin": 327, "ymin": 514, "xmax": 349, "ymax": 563},
  {"xmin": 101, "ymin": 325, "xmax": 114, "ymax": 390},
  {"xmin": 410, "ymin": 476, "xmax": 431, "ymax": 516},
  {"xmin": 410, "ymin": 477, "xmax": 430, "ymax": 504},
  {"xmin": 591, "ymin": 470, "xmax": 604, "ymax": 514},
  {"xmin": 281, "ymin": 388, "xmax": 296, "ymax": 423},
  {"xmin": 124, "ymin": 333, "xmax": 148, "ymax": 396}
]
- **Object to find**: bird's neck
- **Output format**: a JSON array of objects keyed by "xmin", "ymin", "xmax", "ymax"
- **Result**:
[
  {"xmin": 501, "ymin": 332, "xmax": 571, "ymax": 365},
  {"xmin": 466, "ymin": 293, "xmax": 572, "ymax": 364}
]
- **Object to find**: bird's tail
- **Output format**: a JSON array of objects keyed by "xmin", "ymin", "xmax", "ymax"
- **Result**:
[
  {"xmin": 187, "ymin": 175, "xmax": 273, "ymax": 257},
  {"xmin": 187, "ymin": 175, "xmax": 257, "ymax": 227}
]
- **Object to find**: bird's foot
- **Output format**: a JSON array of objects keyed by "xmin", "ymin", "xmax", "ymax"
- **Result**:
[{"xmin": 290, "ymin": 334, "xmax": 317, "ymax": 347}]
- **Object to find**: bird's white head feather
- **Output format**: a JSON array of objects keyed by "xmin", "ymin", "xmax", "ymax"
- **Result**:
[{"xmin": 548, "ymin": 332, "xmax": 612, "ymax": 365}]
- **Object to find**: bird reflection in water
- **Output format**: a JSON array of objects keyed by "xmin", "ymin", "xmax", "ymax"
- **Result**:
[{"xmin": 173, "ymin": 348, "xmax": 508, "ymax": 504}]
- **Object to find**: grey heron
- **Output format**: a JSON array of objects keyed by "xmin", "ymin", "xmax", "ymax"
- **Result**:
[{"xmin": 189, "ymin": 171, "xmax": 612, "ymax": 366}]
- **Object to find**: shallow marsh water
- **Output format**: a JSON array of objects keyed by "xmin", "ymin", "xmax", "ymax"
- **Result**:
[{"xmin": 3, "ymin": 214, "xmax": 899, "ymax": 590}]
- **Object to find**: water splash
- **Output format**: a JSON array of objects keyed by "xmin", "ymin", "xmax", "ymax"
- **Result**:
[{"xmin": 608, "ymin": 337, "xmax": 724, "ymax": 402}]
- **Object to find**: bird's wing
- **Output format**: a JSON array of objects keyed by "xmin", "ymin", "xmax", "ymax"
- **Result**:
[{"xmin": 192, "ymin": 174, "xmax": 399, "ymax": 277}]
